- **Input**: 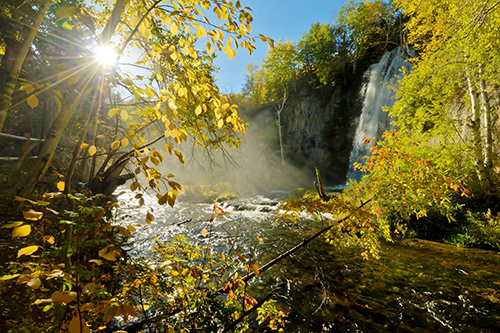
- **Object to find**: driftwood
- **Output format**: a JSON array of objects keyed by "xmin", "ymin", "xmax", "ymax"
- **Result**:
[{"xmin": 313, "ymin": 167, "xmax": 330, "ymax": 202}]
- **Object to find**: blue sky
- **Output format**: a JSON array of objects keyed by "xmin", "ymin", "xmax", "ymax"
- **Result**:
[{"xmin": 213, "ymin": 0, "xmax": 350, "ymax": 93}]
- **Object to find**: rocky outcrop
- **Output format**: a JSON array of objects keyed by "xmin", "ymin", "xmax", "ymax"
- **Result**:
[{"xmin": 281, "ymin": 82, "xmax": 364, "ymax": 185}]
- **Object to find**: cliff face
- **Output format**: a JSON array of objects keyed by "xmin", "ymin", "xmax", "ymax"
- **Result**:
[{"xmin": 282, "ymin": 82, "xmax": 364, "ymax": 185}]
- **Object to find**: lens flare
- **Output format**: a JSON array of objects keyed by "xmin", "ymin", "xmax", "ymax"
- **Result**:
[{"xmin": 94, "ymin": 45, "xmax": 118, "ymax": 67}]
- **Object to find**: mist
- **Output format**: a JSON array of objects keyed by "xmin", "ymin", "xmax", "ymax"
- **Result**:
[{"xmin": 144, "ymin": 109, "xmax": 311, "ymax": 198}]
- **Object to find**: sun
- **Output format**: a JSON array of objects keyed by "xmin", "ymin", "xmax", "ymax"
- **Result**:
[{"xmin": 93, "ymin": 45, "xmax": 118, "ymax": 67}]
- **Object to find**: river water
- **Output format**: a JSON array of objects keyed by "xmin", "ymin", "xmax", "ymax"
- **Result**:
[{"xmin": 114, "ymin": 187, "xmax": 500, "ymax": 332}]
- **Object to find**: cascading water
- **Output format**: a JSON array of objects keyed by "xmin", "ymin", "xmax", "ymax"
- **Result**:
[{"xmin": 347, "ymin": 48, "xmax": 413, "ymax": 181}]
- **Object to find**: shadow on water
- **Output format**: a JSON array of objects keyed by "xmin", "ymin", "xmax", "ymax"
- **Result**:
[{"xmin": 115, "ymin": 189, "xmax": 500, "ymax": 332}]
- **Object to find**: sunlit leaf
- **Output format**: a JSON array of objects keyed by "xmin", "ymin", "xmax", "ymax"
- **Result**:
[
  {"xmin": 121, "ymin": 109, "xmax": 129, "ymax": 121},
  {"xmin": 68, "ymin": 72, "xmax": 81, "ymax": 85},
  {"xmin": 108, "ymin": 108, "xmax": 120, "ymax": 117},
  {"xmin": 100, "ymin": 253, "xmax": 116, "ymax": 261},
  {"xmin": 0, "ymin": 273, "xmax": 21, "ymax": 281},
  {"xmin": 2, "ymin": 221, "xmax": 24, "ymax": 229},
  {"xmin": 23, "ymin": 210, "xmax": 43, "ymax": 221},
  {"xmin": 55, "ymin": 96, "xmax": 62, "ymax": 112},
  {"xmin": 56, "ymin": 181, "xmax": 65, "ymax": 191},
  {"xmin": 12, "ymin": 225, "xmax": 31, "ymax": 237},
  {"xmin": 17, "ymin": 245, "xmax": 39, "ymax": 258},
  {"xmin": 88, "ymin": 145, "xmax": 97, "ymax": 156},
  {"xmin": 237, "ymin": 251, "xmax": 244, "ymax": 262},
  {"xmin": 201, "ymin": 228, "xmax": 208, "ymax": 237},
  {"xmin": 195, "ymin": 105, "xmax": 203, "ymax": 116},
  {"xmin": 251, "ymin": 263, "xmax": 260, "ymax": 276},
  {"xmin": 111, "ymin": 140, "xmax": 120, "ymax": 150},
  {"xmin": 27, "ymin": 95, "xmax": 39, "ymax": 109},
  {"xmin": 121, "ymin": 137, "xmax": 129, "ymax": 147},
  {"xmin": 171, "ymin": 23, "xmax": 179, "ymax": 35},
  {"xmin": 42, "ymin": 235, "xmax": 55, "ymax": 244}
]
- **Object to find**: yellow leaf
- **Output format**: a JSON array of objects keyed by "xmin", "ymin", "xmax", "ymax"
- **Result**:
[
  {"xmin": 27, "ymin": 95, "xmax": 39, "ymax": 109},
  {"xmin": 127, "ymin": 225, "xmax": 136, "ymax": 232},
  {"xmin": 121, "ymin": 137, "xmax": 129, "ymax": 147},
  {"xmin": 217, "ymin": 119, "xmax": 224, "ymax": 129},
  {"xmin": 174, "ymin": 150, "xmax": 184, "ymax": 164},
  {"xmin": 195, "ymin": 105, "xmax": 202, "ymax": 116},
  {"xmin": 88, "ymin": 145, "xmax": 97, "ymax": 156},
  {"xmin": 68, "ymin": 315, "xmax": 90, "ymax": 333},
  {"xmin": 111, "ymin": 140, "xmax": 121, "ymax": 150},
  {"xmin": 23, "ymin": 210, "xmax": 43, "ymax": 221},
  {"xmin": 12, "ymin": 225, "xmax": 31, "ymax": 237},
  {"xmin": 252, "ymin": 263, "xmax": 260, "ymax": 276},
  {"xmin": 121, "ymin": 109, "xmax": 129, "ymax": 121},
  {"xmin": 2, "ymin": 221, "xmax": 24, "ymax": 229},
  {"xmin": 100, "ymin": 253, "xmax": 116, "ymax": 261},
  {"xmin": 57, "ymin": 181, "xmax": 65, "ymax": 192},
  {"xmin": 108, "ymin": 108, "xmax": 120, "ymax": 117},
  {"xmin": 43, "ymin": 235, "xmax": 55, "ymax": 244},
  {"xmin": 146, "ymin": 212, "xmax": 154, "ymax": 223},
  {"xmin": 55, "ymin": 96, "xmax": 62, "ymax": 112},
  {"xmin": 171, "ymin": 23, "xmax": 178, "ymax": 35},
  {"xmin": 17, "ymin": 245, "xmax": 39, "ymax": 258},
  {"xmin": 20, "ymin": 84, "xmax": 35, "ymax": 94},
  {"xmin": 201, "ymin": 228, "xmax": 207, "ymax": 237},
  {"xmin": 0, "ymin": 274, "xmax": 21, "ymax": 281},
  {"xmin": 68, "ymin": 72, "xmax": 81, "ymax": 85}
]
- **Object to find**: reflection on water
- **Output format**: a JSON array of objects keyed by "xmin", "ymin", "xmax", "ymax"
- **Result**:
[{"xmin": 114, "ymin": 187, "xmax": 500, "ymax": 332}]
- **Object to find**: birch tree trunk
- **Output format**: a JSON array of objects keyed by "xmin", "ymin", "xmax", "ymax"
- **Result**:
[
  {"xmin": 467, "ymin": 74, "xmax": 490, "ymax": 192},
  {"xmin": 479, "ymin": 77, "xmax": 495, "ymax": 191}
]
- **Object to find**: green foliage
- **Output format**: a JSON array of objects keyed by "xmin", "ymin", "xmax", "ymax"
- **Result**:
[
  {"xmin": 241, "ymin": 62, "xmax": 268, "ymax": 113},
  {"xmin": 297, "ymin": 22, "xmax": 341, "ymax": 86},
  {"xmin": 0, "ymin": 193, "xmax": 286, "ymax": 332},
  {"xmin": 261, "ymin": 39, "xmax": 300, "ymax": 101},
  {"xmin": 458, "ymin": 210, "xmax": 500, "ymax": 250}
]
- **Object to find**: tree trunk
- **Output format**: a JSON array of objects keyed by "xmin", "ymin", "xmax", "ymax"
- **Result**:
[
  {"xmin": 0, "ymin": 0, "xmax": 53, "ymax": 132},
  {"xmin": 5, "ymin": 0, "xmax": 131, "ymax": 197},
  {"xmin": 7, "ymin": 76, "xmax": 94, "ymax": 197},
  {"xmin": 479, "ymin": 77, "xmax": 495, "ymax": 191},
  {"xmin": 467, "ymin": 74, "xmax": 490, "ymax": 192}
]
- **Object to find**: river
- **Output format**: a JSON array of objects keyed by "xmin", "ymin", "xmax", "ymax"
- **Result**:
[{"xmin": 113, "ymin": 187, "xmax": 500, "ymax": 332}]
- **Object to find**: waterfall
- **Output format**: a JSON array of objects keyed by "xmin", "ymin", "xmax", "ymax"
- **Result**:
[{"xmin": 346, "ymin": 48, "xmax": 412, "ymax": 181}]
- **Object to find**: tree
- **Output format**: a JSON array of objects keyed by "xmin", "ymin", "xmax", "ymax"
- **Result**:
[
  {"xmin": 241, "ymin": 62, "xmax": 267, "ymax": 112},
  {"xmin": 2, "ymin": 0, "xmax": 272, "ymax": 201},
  {"xmin": 391, "ymin": 0, "xmax": 500, "ymax": 196},
  {"xmin": 297, "ymin": 22, "xmax": 341, "ymax": 86},
  {"xmin": 261, "ymin": 39, "xmax": 299, "ymax": 102}
]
